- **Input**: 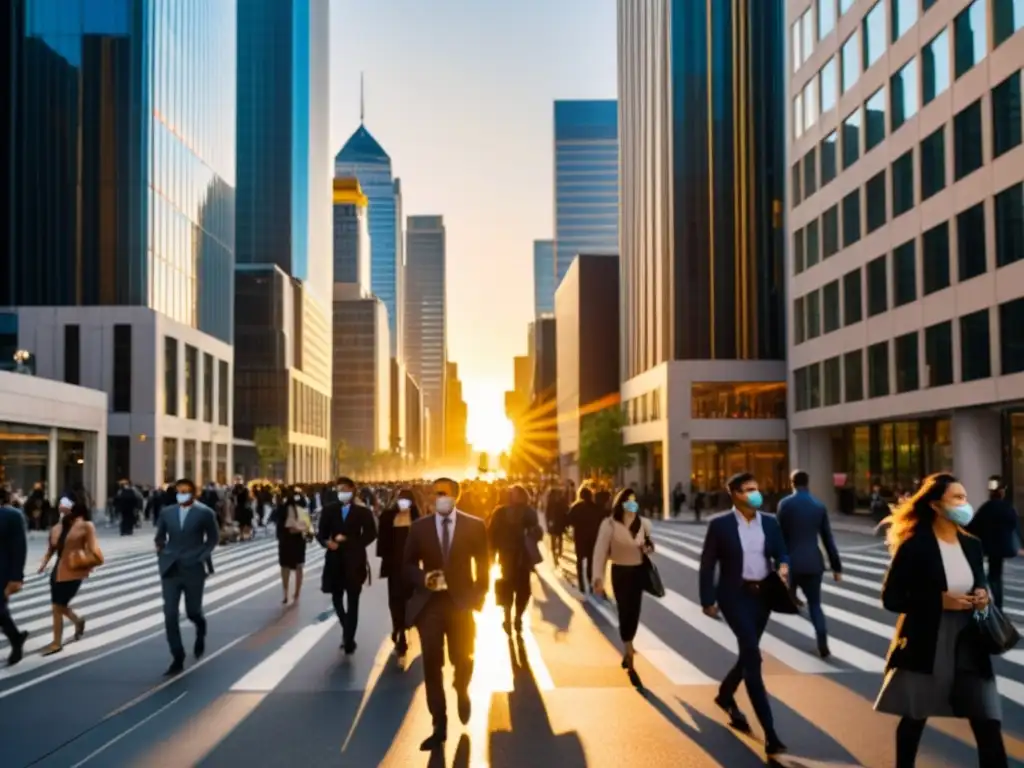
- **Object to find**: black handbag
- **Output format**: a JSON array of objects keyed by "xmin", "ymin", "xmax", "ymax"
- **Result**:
[
  {"xmin": 640, "ymin": 549, "xmax": 665, "ymax": 598},
  {"xmin": 974, "ymin": 604, "xmax": 1021, "ymax": 655}
]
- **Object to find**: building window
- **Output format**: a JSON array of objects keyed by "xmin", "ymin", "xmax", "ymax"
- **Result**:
[
  {"xmin": 844, "ymin": 349, "xmax": 864, "ymax": 402},
  {"xmin": 163, "ymin": 437, "xmax": 178, "ymax": 483},
  {"xmin": 819, "ymin": 0, "xmax": 836, "ymax": 39},
  {"xmin": 868, "ymin": 254, "xmax": 888, "ymax": 316},
  {"xmin": 809, "ymin": 363, "xmax": 822, "ymax": 409},
  {"xmin": 794, "ymin": 228, "xmax": 806, "ymax": 274},
  {"xmin": 922, "ymin": 221, "xmax": 951, "ymax": 295},
  {"xmin": 203, "ymin": 352, "xmax": 214, "ymax": 423},
  {"xmin": 1000, "ymin": 297, "xmax": 1024, "ymax": 375},
  {"xmin": 892, "ymin": 149, "xmax": 914, "ymax": 217},
  {"xmin": 823, "ymin": 205, "xmax": 840, "ymax": 258},
  {"xmin": 63, "ymin": 324, "xmax": 80, "ymax": 386},
  {"xmin": 842, "ymin": 29, "xmax": 861, "ymax": 93},
  {"xmin": 920, "ymin": 126, "xmax": 946, "ymax": 201},
  {"xmin": 792, "ymin": 163, "xmax": 803, "ymax": 207},
  {"xmin": 218, "ymin": 359, "xmax": 229, "ymax": 426},
  {"xmin": 954, "ymin": 0, "xmax": 987, "ymax": 79},
  {"xmin": 843, "ymin": 268, "xmax": 863, "ymax": 325},
  {"xmin": 807, "ymin": 290, "xmax": 822, "ymax": 339},
  {"xmin": 112, "ymin": 324, "xmax": 132, "ymax": 413},
  {"xmin": 842, "ymin": 190, "xmax": 862, "ymax": 247},
  {"xmin": 165, "ymin": 337, "xmax": 178, "ymax": 416},
  {"xmin": 794, "ymin": 296, "xmax": 806, "ymax": 344},
  {"xmin": 892, "ymin": 0, "xmax": 918, "ymax": 42},
  {"xmin": 992, "ymin": 71, "xmax": 1022, "ymax": 159},
  {"xmin": 795, "ymin": 367, "xmax": 809, "ymax": 412},
  {"xmin": 794, "ymin": 94, "xmax": 805, "ymax": 139},
  {"xmin": 185, "ymin": 344, "xmax": 198, "ymax": 420},
  {"xmin": 216, "ymin": 443, "xmax": 228, "ymax": 484},
  {"xmin": 866, "ymin": 171, "xmax": 887, "ymax": 233},
  {"xmin": 843, "ymin": 109, "xmax": 861, "ymax": 169},
  {"xmin": 895, "ymin": 332, "xmax": 920, "ymax": 393},
  {"xmin": 183, "ymin": 439, "xmax": 196, "ymax": 480},
  {"xmin": 823, "ymin": 356, "xmax": 841, "ymax": 405},
  {"xmin": 868, "ymin": 341, "xmax": 890, "ymax": 398},
  {"xmin": 821, "ymin": 131, "xmax": 838, "ymax": 185},
  {"xmin": 995, "ymin": 182, "xmax": 1024, "ymax": 268},
  {"xmin": 994, "ymin": 0, "xmax": 1024, "ymax": 49},
  {"xmin": 891, "ymin": 59, "xmax": 918, "ymax": 131},
  {"xmin": 690, "ymin": 382, "xmax": 787, "ymax": 419},
  {"xmin": 841, "ymin": 0, "xmax": 856, "ymax": 14},
  {"xmin": 925, "ymin": 320, "xmax": 954, "ymax": 386},
  {"xmin": 865, "ymin": 86, "xmax": 886, "ymax": 152},
  {"xmin": 823, "ymin": 280, "xmax": 841, "ymax": 333},
  {"xmin": 863, "ymin": 2, "xmax": 887, "ymax": 69},
  {"xmin": 802, "ymin": 9, "xmax": 815, "ymax": 65},
  {"xmin": 957, "ymin": 203, "xmax": 987, "ymax": 282},
  {"xmin": 954, "ymin": 99, "xmax": 984, "ymax": 180},
  {"xmin": 804, "ymin": 148, "xmax": 818, "ymax": 197},
  {"xmin": 893, "ymin": 239, "xmax": 917, "ymax": 306},
  {"xmin": 804, "ymin": 79, "xmax": 818, "ymax": 130},
  {"xmin": 820, "ymin": 57, "xmax": 838, "ymax": 113},
  {"xmin": 922, "ymin": 29, "xmax": 950, "ymax": 105},
  {"xmin": 960, "ymin": 309, "xmax": 992, "ymax": 381},
  {"xmin": 107, "ymin": 435, "xmax": 130, "ymax": 492},
  {"xmin": 807, "ymin": 218, "xmax": 821, "ymax": 267}
]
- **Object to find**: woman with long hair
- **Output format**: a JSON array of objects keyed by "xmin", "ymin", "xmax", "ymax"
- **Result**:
[
  {"xmin": 271, "ymin": 485, "xmax": 310, "ymax": 604},
  {"xmin": 377, "ymin": 487, "xmax": 421, "ymax": 656},
  {"xmin": 592, "ymin": 487, "xmax": 653, "ymax": 678},
  {"xmin": 37, "ymin": 498, "xmax": 103, "ymax": 655},
  {"xmin": 874, "ymin": 472, "xmax": 1007, "ymax": 767}
]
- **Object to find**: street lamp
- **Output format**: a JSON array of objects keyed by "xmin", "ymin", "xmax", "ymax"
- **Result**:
[{"xmin": 12, "ymin": 349, "xmax": 34, "ymax": 375}]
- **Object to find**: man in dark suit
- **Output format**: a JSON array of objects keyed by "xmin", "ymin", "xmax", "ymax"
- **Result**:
[
  {"xmin": 317, "ymin": 476, "xmax": 377, "ymax": 654},
  {"xmin": 699, "ymin": 472, "xmax": 790, "ymax": 758},
  {"xmin": 567, "ymin": 486, "xmax": 603, "ymax": 593},
  {"xmin": 0, "ymin": 488, "xmax": 29, "ymax": 666},
  {"xmin": 776, "ymin": 469, "xmax": 842, "ymax": 657},
  {"xmin": 155, "ymin": 477, "xmax": 219, "ymax": 675},
  {"xmin": 404, "ymin": 477, "xmax": 489, "ymax": 752}
]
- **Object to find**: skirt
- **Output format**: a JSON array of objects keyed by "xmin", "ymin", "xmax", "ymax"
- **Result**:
[
  {"xmin": 50, "ymin": 569, "xmax": 82, "ymax": 608},
  {"xmin": 277, "ymin": 532, "xmax": 307, "ymax": 570},
  {"xmin": 874, "ymin": 609, "xmax": 1002, "ymax": 721}
]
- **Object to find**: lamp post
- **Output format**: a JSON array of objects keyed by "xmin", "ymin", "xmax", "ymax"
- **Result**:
[{"xmin": 12, "ymin": 349, "xmax": 34, "ymax": 375}]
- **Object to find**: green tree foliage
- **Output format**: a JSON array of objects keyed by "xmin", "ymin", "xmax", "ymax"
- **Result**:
[
  {"xmin": 253, "ymin": 426, "xmax": 288, "ymax": 477},
  {"xmin": 578, "ymin": 407, "xmax": 635, "ymax": 480}
]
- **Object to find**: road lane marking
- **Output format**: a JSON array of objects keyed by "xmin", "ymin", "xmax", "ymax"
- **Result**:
[
  {"xmin": 69, "ymin": 692, "xmax": 188, "ymax": 768},
  {"xmin": 230, "ymin": 619, "xmax": 337, "ymax": 692}
]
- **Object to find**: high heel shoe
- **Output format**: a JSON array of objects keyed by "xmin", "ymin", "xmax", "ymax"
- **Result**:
[{"xmin": 74, "ymin": 618, "xmax": 86, "ymax": 641}]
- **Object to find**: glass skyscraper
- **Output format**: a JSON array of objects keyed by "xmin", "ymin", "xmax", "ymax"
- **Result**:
[
  {"xmin": 553, "ymin": 100, "xmax": 619, "ymax": 287},
  {"xmin": 533, "ymin": 240, "xmax": 555, "ymax": 316},
  {"xmin": 332, "ymin": 178, "xmax": 370, "ymax": 293},
  {"xmin": 4, "ymin": 0, "xmax": 237, "ymax": 343}
]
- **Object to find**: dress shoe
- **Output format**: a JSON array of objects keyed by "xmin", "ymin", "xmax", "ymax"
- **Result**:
[
  {"xmin": 344, "ymin": 641, "xmax": 357, "ymax": 655},
  {"xmin": 457, "ymin": 688, "xmax": 472, "ymax": 725},
  {"xmin": 7, "ymin": 631, "xmax": 28, "ymax": 666},
  {"xmin": 419, "ymin": 728, "xmax": 447, "ymax": 751},
  {"xmin": 765, "ymin": 735, "xmax": 787, "ymax": 756},
  {"xmin": 714, "ymin": 694, "xmax": 751, "ymax": 733},
  {"xmin": 818, "ymin": 641, "xmax": 831, "ymax": 659},
  {"xmin": 194, "ymin": 635, "xmax": 206, "ymax": 659},
  {"xmin": 164, "ymin": 656, "xmax": 185, "ymax": 676}
]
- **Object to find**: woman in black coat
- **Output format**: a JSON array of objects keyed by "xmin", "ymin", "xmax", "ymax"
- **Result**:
[{"xmin": 376, "ymin": 487, "xmax": 420, "ymax": 656}]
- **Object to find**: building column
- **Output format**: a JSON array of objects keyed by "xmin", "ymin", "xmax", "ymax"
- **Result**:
[
  {"xmin": 663, "ymin": 431, "xmax": 692, "ymax": 521},
  {"xmin": 92, "ymin": 433, "xmax": 107, "ymax": 514},
  {"xmin": 47, "ymin": 428, "xmax": 59, "ymax": 502},
  {"xmin": 952, "ymin": 409, "xmax": 1002, "ymax": 505},
  {"xmin": 790, "ymin": 427, "xmax": 835, "ymax": 508}
]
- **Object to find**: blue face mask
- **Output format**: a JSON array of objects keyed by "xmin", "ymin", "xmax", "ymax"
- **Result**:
[
  {"xmin": 745, "ymin": 490, "xmax": 763, "ymax": 510},
  {"xmin": 176, "ymin": 493, "xmax": 192, "ymax": 505},
  {"xmin": 946, "ymin": 503, "xmax": 974, "ymax": 526},
  {"xmin": 623, "ymin": 500, "xmax": 639, "ymax": 514}
]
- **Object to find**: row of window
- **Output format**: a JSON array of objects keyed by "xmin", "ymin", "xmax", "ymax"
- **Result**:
[
  {"xmin": 163, "ymin": 336, "xmax": 230, "ymax": 425},
  {"xmin": 794, "ymin": 297, "xmax": 1024, "ymax": 411},
  {"xmin": 161, "ymin": 437, "xmax": 230, "ymax": 486},
  {"xmin": 793, "ymin": 0, "xmax": 863, "ymax": 74}
]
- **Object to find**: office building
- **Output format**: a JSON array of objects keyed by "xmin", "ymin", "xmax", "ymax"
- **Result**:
[
  {"xmin": 444, "ymin": 361, "xmax": 469, "ymax": 465},
  {"xmin": 787, "ymin": 0, "xmax": 1024, "ymax": 509},
  {"xmin": 618, "ymin": 0, "xmax": 788, "ymax": 508},
  {"xmin": 235, "ymin": 0, "xmax": 332, "ymax": 480},
  {"xmin": 556, "ymin": 255, "xmax": 621, "ymax": 483},
  {"xmin": 505, "ymin": 355, "xmax": 535, "ymax": 476},
  {"xmin": 406, "ymin": 372, "xmax": 425, "ymax": 463},
  {"xmin": 332, "ymin": 178, "xmax": 371, "ymax": 293},
  {"xmin": 4, "ymin": 0, "xmax": 237, "ymax": 487},
  {"xmin": 405, "ymin": 216, "xmax": 447, "ymax": 458},
  {"xmin": 553, "ymin": 100, "xmax": 619, "ymax": 287},
  {"xmin": 533, "ymin": 240, "xmax": 556, "ymax": 316}
]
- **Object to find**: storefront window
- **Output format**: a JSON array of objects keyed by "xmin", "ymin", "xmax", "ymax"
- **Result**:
[
  {"xmin": 690, "ymin": 441, "xmax": 789, "ymax": 505},
  {"xmin": 1010, "ymin": 414, "xmax": 1024, "ymax": 513},
  {"xmin": 691, "ymin": 382, "xmax": 787, "ymax": 419},
  {"xmin": 0, "ymin": 424, "xmax": 48, "ymax": 493},
  {"xmin": 163, "ymin": 437, "xmax": 178, "ymax": 484}
]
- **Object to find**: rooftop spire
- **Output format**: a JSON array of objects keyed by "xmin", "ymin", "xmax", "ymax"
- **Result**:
[{"xmin": 359, "ymin": 72, "xmax": 365, "ymax": 124}]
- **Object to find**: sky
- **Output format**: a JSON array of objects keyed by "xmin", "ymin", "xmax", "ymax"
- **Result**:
[{"xmin": 329, "ymin": 0, "xmax": 617, "ymax": 452}]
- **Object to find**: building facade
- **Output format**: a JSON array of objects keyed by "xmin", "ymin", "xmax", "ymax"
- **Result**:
[
  {"xmin": 553, "ymin": 100, "xmax": 620, "ymax": 288},
  {"xmin": 618, "ymin": 0, "xmax": 788, "ymax": 507},
  {"xmin": 332, "ymin": 178, "xmax": 371, "ymax": 292},
  {"xmin": 406, "ymin": 372, "xmax": 425, "ymax": 463},
  {"xmin": 405, "ymin": 215, "xmax": 447, "ymax": 458},
  {"xmin": 787, "ymin": 0, "xmax": 1024, "ymax": 510},
  {"xmin": 533, "ymin": 240, "xmax": 556, "ymax": 316},
  {"xmin": 444, "ymin": 361, "xmax": 469, "ymax": 466},
  {"xmin": 555, "ymin": 255, "xmax": 621, "ymax": 483}
]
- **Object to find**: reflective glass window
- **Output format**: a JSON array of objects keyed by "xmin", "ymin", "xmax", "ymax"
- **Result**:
[
  {"xmin": 960, "ymin": 309, "xmax": 992, "ymax": 381},
  {"xmin": 957, "ymin": 203, "xmax": 987, "ymax": 282},
  {"xmin": 807, "ymin": 219, "xmax": 821, "ymax": 267},
  {"xmin": 793, "ymin": 19, "xmax": 804, "ymax": 72},
  {"xmin": 690, "ymin": 383, "xmax": 787, "ymax": 420},
  {"xmin": 794, "ymin": 228, "xmax": 806, "ymax": 274},
  {"xmin": 954, "ymin": 99, "xmax": 984, "ymax": 180},
  {"xmin": 995, "ymin": 182, "xmax": 1024, "ymax": 268},
  {"xmin": 993, "ymin": 71, "xmax": 1023, "ymax": 158},
  {"xmin": 842, "ymin": 30, "xmax": 861, "ymax": 92},
  {"xmin": 865, "ymin": 86, "xmax": 887, "ymax": 151},
  {"xmin": 922, "ymin": 221, "xmax": 951, "ymax": 295},
  {"xmin": 895, "ymin": 332, "xmax": 920, "ymax": 393},
  {"xmin": 863, "ymin": 2, "xmax": 887, "ymax": 69},
  {"xmin": 819, "ymin": 0, "xmax": 836, "ymax": 38},
  {"xmin": 925, "ymin": 321, "xmax": 954, "ymax": 386},
  {"xmin": 868, "ymin": 254, "xmax": 888, "ymax": 316},
  {"xmin": 841, "ymin": 0, "xmax": 857, "ymax": 14},
  {"xmin": 922, "ymin": 30, "xmax": 950, "ymax": 105},
  {"xmin": 807, "ymin": 291, "xmax": 821, "ymax": 339},
  {"xmin": 954, "ymin": 0, "xmax": 987, "ymax": 78},
  {"xmin": 844, "ymin": 349, "xmax": 864, "ymax": 402},
  {"xmin": 803, "ymin": 11, "xmax": 815, "ymax": 64},
  {"xmin": 794, "ymin": 94, "xmax": 805, "ymax": 139},
  {"xmin": 842, "ymin": 190, "xmax": 862, "ymax": 248},
  {"xmin": 792, "ymin": 163, "xmax": 803, "ymax": 206},
  {"xmin": 892, "ymin": 239, "xmax": 917, "ymax": 306},
  {"xmin": 804, "ymin": 79, "xmax": 818, "ymax": 129},
  {"xmin": 824, "ymin": 356, "xmax": 842, "ymax": 406},
  {"xmin": 892, "ymin": 150, "xmax": 915, "ymax": 217},
  {"xmin": 824, "ymin": 280, "xmax": 841, "ymax": 333},
  {"xmin": 823, "ymin": 205, "xmax": 840, "ymax": 258},
  {"xmin": 999, "ymin": 297, "xmax": 1024, "ymax": 374},
  {"xmin": 795, "ymin": 297, "xmax": 806, "ymax": 344},
  {"xmin": 804, "ymin": 148, "xmax": 818, "ymax": 197},
  {"xmin": 994, "ymin": 0, "xmax": 1024, "ymax": 48},
  {"xmin": 866, "ymin": 171, "xmax": 887, "ymax": 233},
  {"xmin": 844, "ymin": 268, "xmax": 863, "ymax": 326},
  {"xmin": 890, "ymin": 59, "xmax": 918, "ymax": 131},
  {"xmin": 820, "ymin": 57, "xmax": 838, "ymax": 113},
  {"xmin": 843, "ymin": 109, "xmax": 861, "ymax": 169},
  {"xmin": 821, "ymin": 131, "xmax": 839, "ymax": 185},
  {"xmin": 868, "ymin": 341, "xmax": 890, "ymax": 398},
  {"xmin": 920, "ymin": 126, "xmax": 946, "ymax": 201},
  {"xmin": 892, "ymin": 0, "xmax": 918, "ymax": 42}
]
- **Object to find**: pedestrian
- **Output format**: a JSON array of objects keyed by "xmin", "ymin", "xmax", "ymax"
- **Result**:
[
  {"xmin": 155, "ymin": 477, "xmax": 219, "ymax": 676},
  {"xmin": 567, "ymin": 485, "xmax": 603, "ymax": 594},
  {"xmin": 489, "ymin": 484, "xmax": 543, "ymax": 635},
  {"xmin": 0, "ymin": 487, "xmax": 29, "ymax": 666},
  {"xmin": 271, "ymin": 485, "xmax": 311, "ymax": 605},
  {"xmin": 377, "ymin": 487, "xmax": 421, "ymax": 656},
  {"xmin": 966, "ymin": 475, "xmax": 1021, "ymax": 610}
]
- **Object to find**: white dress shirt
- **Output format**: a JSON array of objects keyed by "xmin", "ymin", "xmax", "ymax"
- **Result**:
[
  {"xmin": 435, "ymin": 509, "xmax": 458, "ymax": 549},
  {"xmin": 734, "ymin": 508, "xmax": 770, "ymax": 581},
  {"xmin": 178, "ymin": 504, "xmax": 192, "ymax": 530}
]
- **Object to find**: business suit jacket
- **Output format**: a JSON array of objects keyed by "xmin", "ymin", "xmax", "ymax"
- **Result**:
[
  {"xmin": 699, "ymin": 510, "xmax": 790, "ymax": 608},
  {"xmin": 881, "ymin": 527, "xmax": 992, "ymax": 676},
  {"xmin": 967, "ymin": 498, "xmax": 1021, "ymax": 559},
  {"xmin": 316, "ymin": 501, "xmax": 377, "ymax": 593},
  {"xmin": 404, "ymin": 511, "xmax": 489, "ymax": 626},
  {"xmin": 154, "ymin": 502, "xmax": 219, "ymax": 579},
  {"xmin": 0, "ymin": 505, "xmax": 27, "ymax": 586},
  {"xmin": 776, "ymin": 489, "xmax": 842, "ymax": 576}
]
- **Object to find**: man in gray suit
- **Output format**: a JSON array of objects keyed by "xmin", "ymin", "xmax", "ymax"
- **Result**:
[{"xmin": 155, "ymin": 477, "xmax": 219, "ymax": 675}]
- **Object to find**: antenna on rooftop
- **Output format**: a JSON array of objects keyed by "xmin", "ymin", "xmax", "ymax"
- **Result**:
[{"xmin": 360, "ymin": 72, "xmax": 365, "ymax": 124}]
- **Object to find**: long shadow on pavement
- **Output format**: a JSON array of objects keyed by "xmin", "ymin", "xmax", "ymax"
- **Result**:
[{"xmin": 534, "ymin": 573, "xmax": 573, "ymax": 636}]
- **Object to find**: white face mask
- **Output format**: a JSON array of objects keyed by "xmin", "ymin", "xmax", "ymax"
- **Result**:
[
  {"xmin": 435, "ymin": 497, "xmax": 454, "ymax": 515},
  {"xmin": 397, "ymin": 498, "xmax": 412, "ymax": 511},
  {"xmin": 338, "ymin": 491, "xmax": 353, "ymax": 504},
  {"xmin": 293, "ymin": 494, "xmax": 302, "ymax": 502}
]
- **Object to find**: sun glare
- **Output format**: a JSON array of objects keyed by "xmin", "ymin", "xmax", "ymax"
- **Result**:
[{"xmin": 467, "ymin": 410, "xmax": 514, "ymax": 455}]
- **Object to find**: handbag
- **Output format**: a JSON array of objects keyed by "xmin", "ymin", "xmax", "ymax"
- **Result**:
[
  {"xmin": 974, "ymin": 604, "xmax": 1021, "ymax": 655},
  {"xmin": 628, "ymin": 516, "xmax": 664, "ymax": 598},
  {"xmin": 67, "ymin": 543, "xmax": 103, "ymax": 571}
]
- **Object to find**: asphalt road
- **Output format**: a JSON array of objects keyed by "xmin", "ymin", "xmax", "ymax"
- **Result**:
[{"xmin": 1, "ymin": 519, "xmax": 1023, "ymax": 767}]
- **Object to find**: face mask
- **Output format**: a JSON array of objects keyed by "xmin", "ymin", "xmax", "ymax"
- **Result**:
[
  {"xmin": 623, "ymin": 500, "xmax": 639, "ymax": 514},
  {"xmin": 397, "ymin": 498, "xmax": 412, "ymax": 511},
  {"xmin": 293, "ymin": 494, "xmax": 302, "ymax": 502},
  {"xmin": 946, "ymin": 503, "xmax": 975, "ymax": 527},
  {"xmin": 745, "ymin": 491, "xmax": 763, "ymax": 510},
  {"xmin": 338, "ymin": 491, "xmax": 353, "ymax": 504},
  {"xmin": 435, "ymin": 497, "xmax": 454, "ymax": 514},
  {"xmin": 176, "ymin": 493, "xmax": 192, "ymax": 505},
  {"xmin": 988, "ymin": 480, "xmax": 1001, "ymax": 491}
]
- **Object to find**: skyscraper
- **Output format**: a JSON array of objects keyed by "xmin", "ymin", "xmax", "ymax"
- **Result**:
[
  {"xmin": 617, "ymin": 0, "xmax": 787, "ymax": 507},
  {"xmin": 235, "ymin": 0, "xmax": 332, "ymax": 481},
  {"xmin": 553, "ymin": 100, "xmax": 619, "ymax": 287},
  {"xmin": 332, "ymin": 178, "xmax": 371, "ymax": 293},
  {"xmin": 533, "ymin": 240, "xmax": 556, "ymax": 316},
  {"xmin": 405, "ymin": 216, "xmax": 447, "ymax": 459},
  {"xmin": 4, "ymin": 0, "xmax": 237, "ymax": 485}
]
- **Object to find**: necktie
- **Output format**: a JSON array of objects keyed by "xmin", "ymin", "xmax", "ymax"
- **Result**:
[{"xmin": 441, "ymin": 516, "xmax": 451, "ymax": 563}]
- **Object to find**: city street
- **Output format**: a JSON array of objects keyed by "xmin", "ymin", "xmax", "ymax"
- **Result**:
[{"xmin": 2, "ymin": 521, "xmax": 1024, "ymax": 767}]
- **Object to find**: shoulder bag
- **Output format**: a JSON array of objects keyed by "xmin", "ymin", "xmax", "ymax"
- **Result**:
[
  {"xmin": 629, "ymin": 516, "xmax": 665, "ymax": 598},
  {"xmin": 974, "ymin": 604, "xmax": 1021, "ymax": 655}
]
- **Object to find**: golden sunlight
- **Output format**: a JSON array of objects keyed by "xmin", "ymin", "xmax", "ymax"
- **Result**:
[{"xmin": 466, "ymin": 408, "xmax": 514, "ymax": 455}]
